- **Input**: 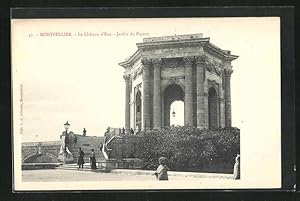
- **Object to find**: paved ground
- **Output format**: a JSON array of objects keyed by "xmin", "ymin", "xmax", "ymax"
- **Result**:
[
  {"xmin": 22, "ymin": 169, "xmax": 228, "ymax": 182},
  {"xmin": 23, "ymin": 169, "xmax": 180, "ymax": 182}
]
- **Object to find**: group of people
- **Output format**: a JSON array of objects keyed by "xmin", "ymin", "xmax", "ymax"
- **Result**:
[
  {"xmin": 77, "ymin": 147, "xmax": 97, "ymax": 170},
  {"xmin": 77, "ymin": 146, "xmax": 169, "ymax": 180},
  {"xmin": 118, "ymin": 127, "xmax": 140, "ymax": 135}
]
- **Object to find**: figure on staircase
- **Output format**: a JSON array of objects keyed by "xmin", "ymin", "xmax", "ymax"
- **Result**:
[
  {"xmin": 90, "ymin": 149, "xmax": 97, "ymax": 170},
  {"xmin": 130, "ymin": 128, "xmax": 134, "ymax": 135},
  {"xmin": 77, "ymin": 147, "xmax": 85, "ymax": 169}
]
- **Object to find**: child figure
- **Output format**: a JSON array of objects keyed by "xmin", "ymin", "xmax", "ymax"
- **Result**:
[{"xmin": 154, "ymin": 157, "xmax": 169, "ymax": 180}]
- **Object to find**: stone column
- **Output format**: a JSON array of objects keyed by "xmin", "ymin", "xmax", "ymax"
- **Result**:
[
  {"xmin": 196, "ymin": 56, "xmax": 205, "ymax": 128},
  {"xmin": 219, "ymin": 98, "xmax": 226, "ymax": 127},
  {"xmin": 153, "ymin": 59, "xmax": 162, "ymax": 129},
  {"xmin": 124, "ymin": 75, "xmax": 131, "ymax": 134},
  {"xmin": 224, "ymin": 69, "xmax": 233, "ymax": 127},
  {"xmin": 204, "ymin": 93, "xmax": 209, "ymax": 128},
  {"xmin": 183, "ymin": 56, "xmax": 194, "ymax": 126},
  {"xmin": 142, "ymin": 59, "xmax": 151, "ymax": 131}
]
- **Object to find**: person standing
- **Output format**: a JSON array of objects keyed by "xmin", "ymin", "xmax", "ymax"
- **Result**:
[
  {"xmin": 90, "ymin": 149, "xmax": 97, "ymax": 170},
  {"xmin": 83, "ymin": 128, "xmax": 87, "ymax": 136},
  {"xmin": 153, "ymin": 157, "xmax": 169, "ymax": 180},
  {"xmin": 233, "ymin": 154, "xmax": 240, "ymax": 179},
  {"xmin": 77, "ymin": 147, "xmax": 85, "ymax": 169}
]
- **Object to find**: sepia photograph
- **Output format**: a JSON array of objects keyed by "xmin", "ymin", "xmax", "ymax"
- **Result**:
[{"xmin": 12, "ymin": 17, "xmax": 281, "ymax": 190}]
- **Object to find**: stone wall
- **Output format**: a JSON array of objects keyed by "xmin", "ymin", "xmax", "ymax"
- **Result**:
[
  {"xmin": 22, "ymin": 134, "xmax": 106, "ymax": 164},
  {"xmin": 107, "ymin": 135, "xmax": 141, "ymax": 159},
  {"xmin": 22, "ymin": 141, "xmax": 61, "ymax": 163}
]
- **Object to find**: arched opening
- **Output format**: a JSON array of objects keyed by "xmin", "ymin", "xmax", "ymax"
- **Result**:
[
  {"xmin": 23, "ymin": 152, "xmax": 59, "ymax": 163},
  {"xmin": 164, "ymin": 84, "xmax": 184, "ymax": 127},
  {"xmin": 170, "ymin": 101, "xmax": 184, "ymax": 126},
  {"xmin": 135, "ymin": 90, "xmax": 142, "ymax": 131},
  {"xmin": 208, "ymin": 87, "xmax": 218, "ymax": 129}
]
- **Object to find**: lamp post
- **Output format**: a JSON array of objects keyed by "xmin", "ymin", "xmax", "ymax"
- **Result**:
[
  {"xmin": 172, "ymin": 109, "xmax": 176, "ymax": 117},
  {"xmin": 64, "ymin": 121, "xmax": 70, "ymax": 152}
]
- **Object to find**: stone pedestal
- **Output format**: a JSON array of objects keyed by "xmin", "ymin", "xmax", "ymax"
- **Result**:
[{"xmin": 58, "ymin": 150, "xmax": 74, "ymax": 164}]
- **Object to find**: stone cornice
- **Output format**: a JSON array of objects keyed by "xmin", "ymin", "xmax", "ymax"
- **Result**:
[
  {"xmin": 204, "ymin": 43, "xmax": 238, "ymax": 62},
  {"xmin": 137, "ymin": 37, "xmax": 210, "ymax": 50},
  {"xmin": 119, "ymin": 50, "xmax": 141, "ymax": 68}
]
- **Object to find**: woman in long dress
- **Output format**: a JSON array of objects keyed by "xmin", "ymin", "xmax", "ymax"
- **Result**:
[{"xmin": 90, "ymin": 149, "xmax": 97, "ymax": 170}]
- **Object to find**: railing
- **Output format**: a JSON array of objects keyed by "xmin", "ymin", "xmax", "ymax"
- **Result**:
[
  {"xmin": 102, "ymin": 127, "xmax": 121, "ymax": 160},
  {"xmin": 101, "ymin": 127, "xmax": 140, "ymax": 160}
]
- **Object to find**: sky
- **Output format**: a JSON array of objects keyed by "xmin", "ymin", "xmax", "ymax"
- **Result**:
[
  {"xmin": 12, "ymin": 17, "xmax": 281, "ymax": 188},
  {"xmin": 12, "ymin": 17, "xmax": 280, "ymax": 143}
]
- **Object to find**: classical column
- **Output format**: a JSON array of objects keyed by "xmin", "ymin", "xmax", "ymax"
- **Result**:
[
  {"xmin": 124, "ymin": 75, "xmax": 131, "ymax": 134},
  {"xmin": 219, "ymin": 98, "xmax": 226, "ymax": 128},
  {"xmin": 183, "ymin": 56, "xmax": 194, "ymax": 126},
  {"xmin": 204, "ymin": 93, "xmax": 209, "ymax": 128},
  {"xmin": 153, "ymin": 58, "xmax": 162, "ymax": 129},
  {"xmin": 142, "ymin": 59, "xmax": 151, "ymax": 131},
  {"xmin": 196, "ymin": 56, "xmax": 205, "ymax": 128},
  {"xmin": 224, "ymin": 69, "xmax": 233, "ymax": 127}
]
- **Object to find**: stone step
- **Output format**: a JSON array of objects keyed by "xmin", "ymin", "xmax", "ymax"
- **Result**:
[{"xmin": 56, "ymin": 163, "xmax": 108, "ymax": 173}]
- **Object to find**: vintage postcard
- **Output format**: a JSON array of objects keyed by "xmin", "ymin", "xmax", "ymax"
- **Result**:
[{"xmin": 12, "ymin": 17, "xmax": 281, "ymax": 191}]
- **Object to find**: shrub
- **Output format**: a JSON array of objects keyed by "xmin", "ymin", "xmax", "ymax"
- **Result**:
[{"xmin": 135, "ymin": 126, "xmax": 240, "ymax": 173}]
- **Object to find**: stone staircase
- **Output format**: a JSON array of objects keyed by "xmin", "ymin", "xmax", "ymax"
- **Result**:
[{"xmin": 56, "ymin": 162, "xmax": 108, "ymax": 172}]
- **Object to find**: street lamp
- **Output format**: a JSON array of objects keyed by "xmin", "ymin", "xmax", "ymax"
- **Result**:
[
  {"xmin": 64, "ymin": 121, "xmax": 70, "ymax": 131},
  {"xmin": 64, "ymin": 121, "xmax": 70, "ymax": 152},
  {"xmin": 172, "ymin": 109, "xmax": 176, "ymax": 117}
]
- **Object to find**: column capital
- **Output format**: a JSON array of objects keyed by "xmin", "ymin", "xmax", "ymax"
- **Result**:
[
  {"xmin": 123, "ymin": 74, "xmax": 131, "ymax": 82},
  {"xmin": 152, "ymin": 58, "xmax": 162, "ymax": 67},
  {"xmin": 224, "ymin": 69, "xmax": 233, "ymax": 77},
  {"xmin": 195, "ymin": 56, "xmax": 206, "ymax": 65},
  {"xmin": 141, "ymin": 58, "xmax": 152, "ymax": 66},
  {"xmin": 183, "ymin": 56, "xmax": 194, "ymax": 66}
]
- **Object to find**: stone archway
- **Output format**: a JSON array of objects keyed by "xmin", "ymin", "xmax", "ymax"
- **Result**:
[
  {"xmin": 164, "ymin": 84, "xmax": 184, "ymax": 127},
  {"xmin": 170, "ymin": 100, "xmax": 184, "ymax": 126},
  {"xmin": 208, "ymin": 87, "xmax": 218, "ymax": 129}
]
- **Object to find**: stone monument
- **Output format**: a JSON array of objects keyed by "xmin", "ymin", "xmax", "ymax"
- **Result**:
[{"xmin": 119, "ymin": 33, "xmax": 238, "ymax": 133}]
